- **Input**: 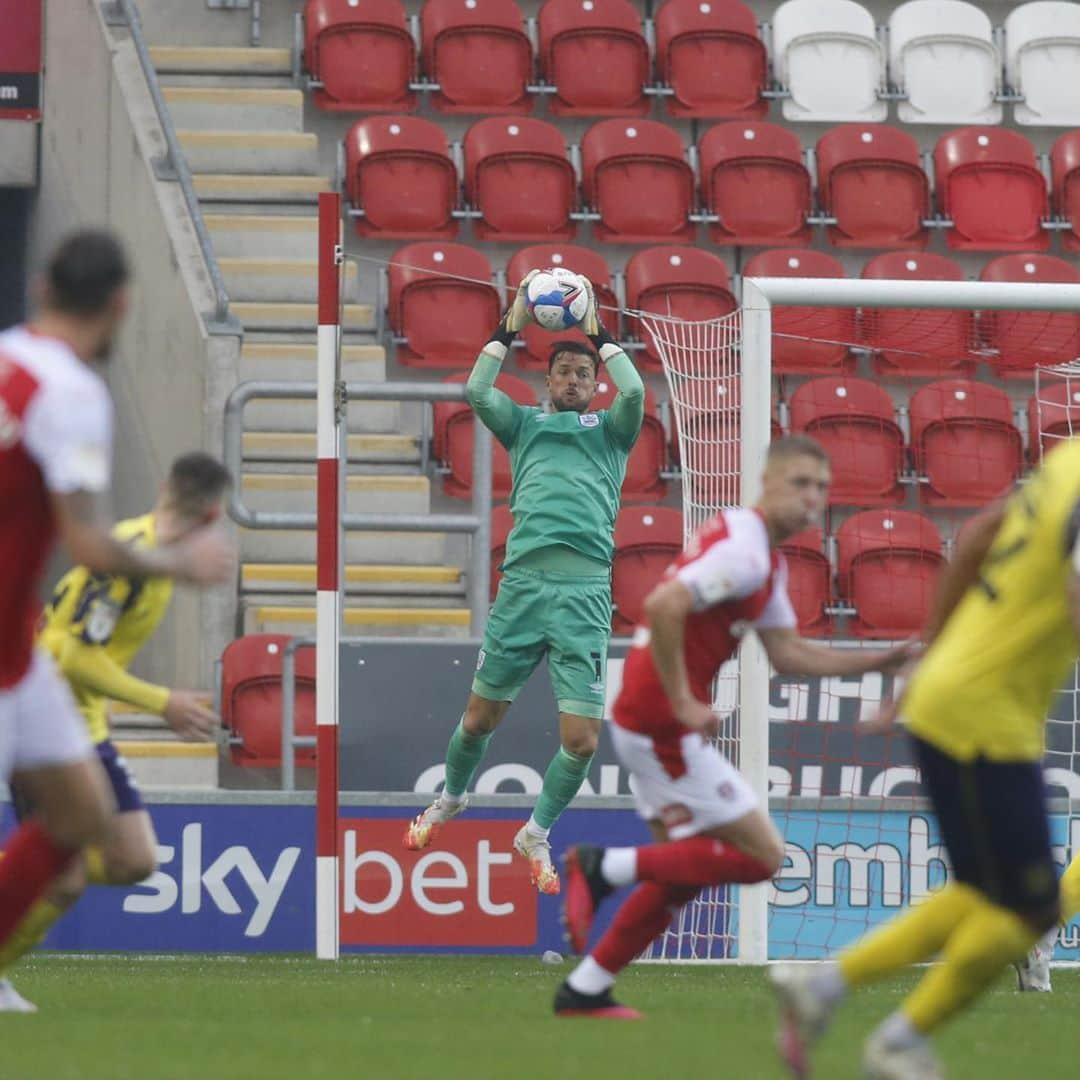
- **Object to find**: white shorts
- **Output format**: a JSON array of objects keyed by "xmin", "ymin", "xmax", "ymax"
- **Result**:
[
  {"xmin": 612, "ymin": 724, "xmax": 759, "ymax": 840},
  {"xmin": 0, "ymin": 651, "xmax": 93, "ymax": 778}
]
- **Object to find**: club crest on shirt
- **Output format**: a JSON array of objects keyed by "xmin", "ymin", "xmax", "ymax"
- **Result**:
[{"xmin": 578, "ymin": 413, "xmax": 600, "ymax": 428}]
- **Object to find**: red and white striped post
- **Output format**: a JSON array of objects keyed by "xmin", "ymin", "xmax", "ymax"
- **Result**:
[{"xmin": 315, "ymin": 191, "xmax": 342, "ymax": 959}]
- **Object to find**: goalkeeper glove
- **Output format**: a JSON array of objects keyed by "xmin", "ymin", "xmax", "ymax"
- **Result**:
[
  {"xmin": 504, "ymin": 268, "xmax": 539, "ymax": 333},
  {"xmin": 580, "ymin": 275, "xmax": 601, "ymax": 337}
]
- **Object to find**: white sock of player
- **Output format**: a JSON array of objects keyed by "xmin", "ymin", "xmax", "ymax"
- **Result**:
[
  {"xmin": 874, "ymin": 1010, "xmax": 924, "ymax": 1051},
  {"xmin": 600, "ymin": 847, "xmax": 637, "ymax": 887},
  {"xmin": 439, "ymin": 789, "xmax": 465, "ymax": 809},
  {"xmin": 524, "ymin": 816, "xmax": 550, "ymax": 841},
  {"xmin": 567, "ymin": 956, "xmax": 615, "ymax": 996}
]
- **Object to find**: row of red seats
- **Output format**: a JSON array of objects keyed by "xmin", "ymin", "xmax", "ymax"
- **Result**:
[
  {"xmin": 388, "ymin": 241, "xmax": 1080, "ymax": 377},
  {"xmin": 305, "ymin": 0, "xmax": 767, "ymax": 118},
  {"xmin": 347, "ymin": 117, "xmax": 1080, "ymax": 251}
]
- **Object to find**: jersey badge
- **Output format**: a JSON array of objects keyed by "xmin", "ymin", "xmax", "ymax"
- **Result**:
[{"xmin": 578, "ymin": 413, "xmax": 600, "ymax": 428}]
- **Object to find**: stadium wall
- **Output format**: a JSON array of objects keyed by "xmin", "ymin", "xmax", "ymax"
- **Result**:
[{"xmin": 30, "ymin": 0, "xmax": 241, "ymax": 689}]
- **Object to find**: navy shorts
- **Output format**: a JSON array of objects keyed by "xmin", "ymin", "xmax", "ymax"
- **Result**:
[
  {"xmin": 96, "ymin": 740, "xmax": 144, "ymax": 814},
  {"xmin": 913, "ymin": 735, "xmax": 1058, "ymax": 914}
]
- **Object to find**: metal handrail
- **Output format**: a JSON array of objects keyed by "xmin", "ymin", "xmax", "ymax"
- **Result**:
[
  {"xmin": 281, "ymin": 636, "xmax": 316, "ymax": 791},
  {"xmin": 104, "ymin": 0, "xmax": 239, "ymax": 335}
]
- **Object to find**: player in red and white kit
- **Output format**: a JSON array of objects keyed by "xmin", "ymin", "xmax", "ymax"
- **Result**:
[
  {"xmin": 555, "ymin": 436, "xmax": 917, "ymax": 1018},
  {"xmin": 0, "ymin": 231, "xmax": 232, "ymax": 999}
]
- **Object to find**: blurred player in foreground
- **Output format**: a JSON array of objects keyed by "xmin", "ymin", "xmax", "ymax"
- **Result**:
[
  {"xmin": 0, "ymin": 452, "xmax": 231, "ymax": 1011},
  {"xmin": 556, "ymin": 436, "xmax": 915, "ymax": 1018},
  {"xmin": 771, "ymin": 440, "xmax": 1080, "ymax": 1079},
  {"xmin": 404, "ymin": 274, "xmax": 644, "ymax": 894},
  {"xmin": 0, "ymin": 230, "xmax": 232, "ymax": 1002},
  {"xmin": 1014, "ymin": 851, "xmax": 1080, "ymax": 992}
]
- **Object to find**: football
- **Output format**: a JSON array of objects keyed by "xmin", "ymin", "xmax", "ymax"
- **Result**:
[{"xmin": 524, "ymin": 267, "xmax": 589, "ymax": 332}]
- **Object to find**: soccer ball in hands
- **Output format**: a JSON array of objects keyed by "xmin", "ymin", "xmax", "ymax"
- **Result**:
[{"xmin": 525, "ymin": 268, "xmax": 589, "ymax": 332}]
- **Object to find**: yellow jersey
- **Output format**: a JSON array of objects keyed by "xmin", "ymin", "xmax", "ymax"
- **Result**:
[
  {"xmin": 904, "ymin": 440, "xmax": 1080, "ymax": 762},
  {"xmin": 37, "ymin": 513, "xmax": 174, "ymax": 744}
]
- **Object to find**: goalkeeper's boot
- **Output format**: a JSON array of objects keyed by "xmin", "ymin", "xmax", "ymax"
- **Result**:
[
  {"xmin": 513, "ymin": 825, "xmax": 560, "ymax": 895},
  {"xmin": 769, "ymin": 963, "xmax": 838, "ymax": 1079},
  {"xmin": 1013, "ymin": 925, "xmax": 1056, "ymax": 992},
  {"xmin": 0, "ymin": 979, "xmax": 36, "ymax": 1014},
  {"xmin": 553, "ymin": 980, "xmax": 641, "ymax": 1020},
  {"xmin": 862, "ymin": 1029, "xmax": 944, "ymax": 1080},
  {"xmin": 402, "ymin": 796, "xmax": 468, "ymax": 851},
  {"xmin": 563, "ymin": 844, "xmax": 612, "ymax": 954}
]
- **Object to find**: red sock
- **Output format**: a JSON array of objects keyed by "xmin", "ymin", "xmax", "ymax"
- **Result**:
[
  {"xmin": 592, "ymin": 882, "xmax": 699, "ymax": 975},
  {"xmin": 0, "ymin": 822, "xmax": 77, "ymax": 943},
  {"xmin": 635, "ymin": 836, "xmax": 773, "ymax": 887}
]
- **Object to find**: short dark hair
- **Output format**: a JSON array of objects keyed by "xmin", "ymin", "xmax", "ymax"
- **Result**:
[
  {"xmin": 46, "ymin": 230, "xmax": 130, "ymax": 317},
  {"xmin": 547, "ymin": 340, "xmax": 598, "ymax": 376},
  {"xmin": 166, "ymin": 452, "xmax": 231, "ymax": 517},
  {"xmin": 767, "ymin": 434, "xmax": 830, "ymax": 466}
]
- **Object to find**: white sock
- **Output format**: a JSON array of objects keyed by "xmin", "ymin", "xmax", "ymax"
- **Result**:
[
  {"xmin": 1038, "ymin": 924, "xmax": 1060, "ymax": 956},
  {"xmin": 439, "ymin": 789, "xmax": 465, "ymax": 809},
  {"xmin": 875, "ymin": 1011, "xmax": 924, "ymax": 1051},
  {"xmin": 567, "ymin": 956, "xmax": 615, "ymax": 996},
  {"xmin": 600, "ymin": 847, "xmax": 637, "ymax": 887},
  {"xmin": 810, "ymin": 962, "xmax": 848, "ymax": 1006},
  {"xmin": 525, "ymin": 816, "xmax": 550, "ymax": 840}
]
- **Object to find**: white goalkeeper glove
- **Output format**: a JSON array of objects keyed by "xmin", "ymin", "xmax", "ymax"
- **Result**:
[
  {"xmin": 503, "ymin": 268, "xmax": 539, "ymax": 334},
  {"xmin": 579, "ymin": 274, "xmax": 601, "ymax": 337}
]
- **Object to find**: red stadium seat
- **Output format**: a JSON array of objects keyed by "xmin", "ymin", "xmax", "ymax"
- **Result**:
[
  {"xmin": 815, "ymin": 125, "xmax": 929, "ymax": 250},
  {"xmin": 612, "ymin": 506, "xmax": 683, "ymax": 633},
  {"xmin": 742, "ymin": 249, "xmax": 852, "ymax": 374},
  {"xmin": 463, "ymin": 118, "xmax": 577, "ymax": 241},
  {"xmin": 909, "ymin": 380, "xmax": 1022, "ymax": 507},
  {"xmin": 1051, "ymin": 131, "xmax": 1080, "ymax": 254},
  {"xmin": 1028, "ymin": 381, "xmax": 1080, "ymax": 462},
  {"xmin": 490, "ymin": 503, "xmax": 515, "ymax": 599},
  {"xmin": 436, "ymin": 370, "xmax": 537, "ymax": 499},
  {"xmin": 304, "ymin": 0, "xmax": 416, "ymax": 112},
  {"xmin": 388, "ymin": 243, "xmax": 501, "ymax": 369},
  {"xmin": 933, "ymin": 128, "xmax": 1049, "ymax": 252},
  {"xmin": 779, "ymin": 527, "xmax": 832, "ymax": 637},
  {"xmin": 581, "ymin": 120, "xmax": 695, "ymax": 244},
  {"xmin": 538, "ymin": 0, "xmax": 650, "ymax": 117},
  {"xmin": 979, "ymin": 254, "xmax": 1080, "ymax": 378},
  {"xmin": 789, "ymin": 377, "xmax": 904, "ymax": 506},
  {"xmin": 344, "ymin": 117, "xmax": 458, "ymax": 239},
  {"xmin": 221, "ymin": 634, "xmax": 315, "ymax": 768},
  {"xmin": 422, "ymin": 0, "xmax": 533, "ymax": 114},
  {"xmin": 698, "ymin": 122, "xmax": 812, "ymax": 246},
  {"xmin": 590, "ymin": 378, "xmax": 667, "ymax": 501},
  {"xmin": 838, "ymin": 511, "xmax": 945, "ymax": 639},
  {"xmin": 861, "ymin": 253, "xmax": 972, "ymax": 378},
  {"xmin": 654, "ymin": 0, "xmax": 768, "ymax": 119},
  {"xmin": 507, "ymin": 245, "xmax": 617, "ymax": 369}
]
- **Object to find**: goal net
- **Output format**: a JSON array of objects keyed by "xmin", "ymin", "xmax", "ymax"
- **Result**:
[{"xmin": 635, "ymin": 276, "xmax": 1080, "ymax": 963}]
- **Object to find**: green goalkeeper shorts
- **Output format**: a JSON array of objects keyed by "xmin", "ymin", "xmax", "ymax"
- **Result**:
[{"xmin": 472, "ymin": 565, "xmax": 612, "ymax": 720}]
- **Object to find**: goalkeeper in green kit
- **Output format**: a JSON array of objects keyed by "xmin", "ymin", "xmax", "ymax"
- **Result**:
[{"xmin": 403, "ymin": 272, "xmax": 644, "ymax": 894}]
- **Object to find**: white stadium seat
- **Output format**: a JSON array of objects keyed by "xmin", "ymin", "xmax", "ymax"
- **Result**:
[
  {"xmin": 772, "ymin": 0, "xmax": 886, "ymax": 122},
  {"xmin": 1006, "ymin": 1, "xmax": 1080, "ymax": 126},
  {"xmin": 889, "ymin": 0, "xmax": 1002, "ymax": 125}
]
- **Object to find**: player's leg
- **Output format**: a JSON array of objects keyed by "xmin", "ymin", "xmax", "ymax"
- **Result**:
[{"xmin": 1018, "ymin": 850, "xmax": 1080, "ymax": 992}]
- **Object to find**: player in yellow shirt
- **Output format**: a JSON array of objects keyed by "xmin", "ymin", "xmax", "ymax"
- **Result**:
[
  {"xmin": 0, "ymin": 452, "xmax": 231, "ymax": 1012},
  {"xmin": 770, "ymin": 438, "xmax": 1080, "ymax": 1080}
]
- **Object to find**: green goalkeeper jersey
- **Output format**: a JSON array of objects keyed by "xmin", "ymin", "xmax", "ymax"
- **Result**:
[{"xmin": 466, "ymin": 348, "xmax": 644, "ymax": 571}]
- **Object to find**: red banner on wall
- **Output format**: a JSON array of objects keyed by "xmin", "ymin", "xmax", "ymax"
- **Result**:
[{"xmin": 0, "ymin": 0, "xmax": 42, "ymax": 120}]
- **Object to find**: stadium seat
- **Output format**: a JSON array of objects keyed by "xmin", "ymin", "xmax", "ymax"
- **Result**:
[
  {"xmin": 422, "ymin": 0, "xmax": 533, "ymax": 115},
  {"xmin": 623, "ymin": 246, "xmax": 736, "ymax": 373},
  {"xmin": 344, "ymin": 117, "xmax": 458, "ymax": 239},
  {"xmin": 742, "ymin": 249, "xmax": 852, "ymax": 374},
  {"xmin": 538, "ymin": 0, "xmax": 650, "ymax": 116},
  {"xmin": 304, "ymin": 0, "xmax": 416, "ymax": 112},
  {"xmin": 815, "ymin": 125, "xmax": 929, "ymax": 250},
  {"xmin": 654, "ymin": 0, "xmax": 768, "ymax": 119},
  {"xmin": 388, "ymin": 243, "xmax": 501, "ymax": 369},
  {"xmin": 582, "ymin": 120, "xmax": 695, "ymax": 243},
  {"xmin": 590, "ymin": 378, "xmax": 667, "ymax": 501},
  {"xmin": 1027, "ymin": 381, "xmax": 1080, "ymax": 462},
  {"xmin": 979, "ymin": 254, "xmax": 1080, "ymax": 378},
  {"xmin": 909, "ymin": 379, "xmax": 1022, "ymax": 506},
  {"xmin": 789, "ymin": 377, "xmax": 904, "ymax": 506},
  {"xmin": 889, "ymin": 0, "xmax": 1001, "ymax": 125},
  {"xmin": 506, "ymin": 245, "xmax": 617, "ymax": 370},
  {"xmin": 1006, "ymin": 2, "xmax": 1080, "ymax": 127},
  {"xmin": 1051, "ymin": 131, "xmax": 1080, "ymax": 253},
  {"xmin": 838, "ymin": 510, "xmax": 945, "ymax": 638},
  {"xmin": 611, "ymin": 506, "xmax": 683, "ymax": 633},
  {"xmin": 771, "ymin": 0, "xmax": 886, "ymax": 122},
  {"xmin": 221, "ymin": 634, "xmax": 315, "ymax": 768},
  {"xmin": 463, "ymin": 118, "xmax": 577, "ymax": 241},
  {"xmin": 933, "ymin": 128, "xmax": 1049, "ymax": 252},
  {"xmin": 779, "ymin": 527, "xmax": 833, "ymax": 636},
  {"xmin": 436, "ymin": 371, "xmax": 537, "ymax": 499},
  {"xmin": 490, "ymin": 503, "xmax": 515, "ymax": 599},
  {"xmin": 698, "ymin": 122, "xmax": 812, "ymax": 247},
  {"xmin": 860, "ymin": 253, "xmax": 972, "ymax": 377}
]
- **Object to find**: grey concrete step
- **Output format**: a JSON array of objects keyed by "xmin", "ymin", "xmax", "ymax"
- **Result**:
[
  {"xmin": 207, "ymin": 214, "xmax": 318, "ymax": 260},
  {"xmin": 241, "ymin": 473, "xmax": 430, "ymax": 515},
  {"xmin": 230, "ymin": 301, "xmax": 373, "ymax": 332},
  {"xmin": 239, "ymin": 341, "xmax": 385, "ymax": 382},
  {"xmin": 151, "ymin": 46, "xmax": 292, "ymax": 76},
  {"xmin": 220, "ymin": 257, "xmax": 359, "ymax": 304},
  {"xmin": 241, "ymin": 563, "xmax": 464, "ymax": 596},
  {"xmin": 194, "ymin": 173, "xmax": 329, "ymax": 203},
  {"xmin": 244, "ymin": 396, "xmax": 399, "ymax": 434},
  {"xmin": 163, "ymin": 87, "xmax": 304, "ymax": 131},
  {"xmin": 114, "ymin": 740, "xmax": 218, "ymax": 789},
  {"xmin": 179, "ymin": 131, "xmax": 320, "ymax": 175},
  {"xmin": 241, "ymin": 601, "xmax": 470, "ymax": 638},
  {"xmin": 242, "ymin": 431, "xmax": 421, "ymax": 467},
  {"xmin": 239, "ymin": 527, "xmax": 447, "ymax": 566}
]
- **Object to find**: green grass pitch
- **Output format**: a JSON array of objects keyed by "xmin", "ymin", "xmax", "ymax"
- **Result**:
[{"xmin": 4, "ymin": 956, "xmax": 1079, "ymax": 1079}]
